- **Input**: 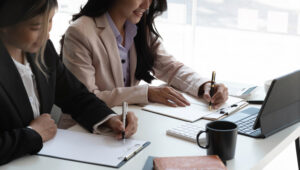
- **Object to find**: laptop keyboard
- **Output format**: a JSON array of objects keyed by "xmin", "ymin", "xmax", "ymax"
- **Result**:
[{"xmin": 235, "ymin": 113, "xmax": 261, "ymax": 136}]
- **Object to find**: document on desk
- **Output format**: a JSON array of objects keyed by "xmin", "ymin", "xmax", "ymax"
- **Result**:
[
  {"xmin": 38, "ymin": 129, "xmax": 150, "ymax": 168},
  {"xmin": 142, "ymin": 93, "xmax": 246, "ymax": 122}
]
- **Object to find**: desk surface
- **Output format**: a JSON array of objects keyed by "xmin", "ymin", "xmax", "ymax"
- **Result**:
[{"xmin": 3, "ymin": 104, "xmax": 300, "ymax": 170}]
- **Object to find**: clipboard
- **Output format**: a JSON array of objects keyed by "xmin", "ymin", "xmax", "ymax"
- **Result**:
[
  {"xmin": 202, "ymin": 101, "xmax": 248, "ymax": 120},
  {"xmin": 142, "ymin": 93, "xmax": 246, "ymax": 122},
  {"xmin": 37, "ymin": 129, "xmax": 150, "ymax": 168}
]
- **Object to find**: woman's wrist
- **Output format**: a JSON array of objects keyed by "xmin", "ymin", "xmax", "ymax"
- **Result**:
[{"xmin": 198, "ymin": 81, "xmax": 211, "ymax": 97}]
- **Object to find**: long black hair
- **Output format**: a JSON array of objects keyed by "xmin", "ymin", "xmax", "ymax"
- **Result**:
[{"xmin": 61, "ymin": 0, "xmax": 167, "ymax": 83}]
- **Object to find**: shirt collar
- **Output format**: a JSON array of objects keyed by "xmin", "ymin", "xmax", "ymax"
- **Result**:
[
  {"xmin": 12, "ymin": 57, "xmax": 33, "ymax": 76},
  {"xmin": 106, "ymin": 12, "xmax": 137, "ymax": 47},
  {"xmin": 106, "ymin": 12, "xmax": 122, "ymax": 42}
]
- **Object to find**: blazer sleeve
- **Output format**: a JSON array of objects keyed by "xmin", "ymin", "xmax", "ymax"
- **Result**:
[
  {"xmin": 46, "ymin": 41, "xmax": 115, "ymax": 132},
  {"xmin": 0, "ymin": 128, "xmax": 42, "ymax": 165},
  {"xmin": 91, "ymin": 85, "xmax": 148, "ymax": 107},
  {"xmin": 62, "ymin": 26, "xmax": 149, "ymax": 107},
  {"xmin": 153, "ymin": 40, "xmax": 209, "ymax": 97}
]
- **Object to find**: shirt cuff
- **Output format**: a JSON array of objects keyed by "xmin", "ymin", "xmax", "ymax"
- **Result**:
[{"xmin": 92, "ymin": 114, "xmax": 118, "ymax": 135}]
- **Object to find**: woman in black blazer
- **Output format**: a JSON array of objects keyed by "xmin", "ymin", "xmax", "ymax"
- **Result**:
[{"xmin": 0, "ymin": 0, "xmax": 138, "ymax": 165}]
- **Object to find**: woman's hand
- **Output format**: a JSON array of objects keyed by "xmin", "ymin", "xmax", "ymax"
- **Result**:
[
  {"xmin": 202, "ymin": 83, "xmax": 228, "ymax": 109},
  {"xmin": 148, "ymin": 86, "xmax": 190, "ymax": 107},
  {"xmin": 105, "ymin": 112, "xmax": 138, "ymax": 139},
  {"xmin": 30, "ymin": 114, "xmax": 57, "ymax": 142}
]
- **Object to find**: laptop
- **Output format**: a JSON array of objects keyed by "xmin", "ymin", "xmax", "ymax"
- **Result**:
[{"xmin": 222, "ymin": 70, "xmax": 300, "ymax": 138}]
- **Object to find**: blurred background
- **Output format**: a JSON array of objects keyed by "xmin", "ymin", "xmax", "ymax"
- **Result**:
[
  {"xmin": 51, "ymin": 0, "xmax": 300, "ymax": 86},
  {"xmin": 50, "ymin": 1, "xmax": 300, "ymax": 169}
]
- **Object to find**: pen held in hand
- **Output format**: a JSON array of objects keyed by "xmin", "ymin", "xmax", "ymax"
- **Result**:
[
  {"xmin": 122, "ymin": 102, "xmax": 128, "ymax": 143},
  {"xmin": 209, "ymin": 71, "xmax": 216, "ymax": 111}
]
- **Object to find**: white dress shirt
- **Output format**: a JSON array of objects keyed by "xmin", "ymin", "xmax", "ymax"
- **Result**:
[{"xmin": 13, "ymin": 58, "xmax": 40, "ymax": 119}]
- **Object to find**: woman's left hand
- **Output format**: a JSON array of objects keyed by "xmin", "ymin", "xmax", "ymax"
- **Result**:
[
  {"xmin": 105, "ymin": 112, "xmax": 138, "ymax": 139},
  {"xmin": 202, "ymin": 83, "xmax": 228, "ymax": 109}
]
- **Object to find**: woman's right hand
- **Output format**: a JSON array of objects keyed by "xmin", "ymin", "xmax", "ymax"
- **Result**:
[
  {"xmin": 30, "ymin": 114, "xmax": 57, "ymax": 142},
  {"xmin": 148, "ymin": 86, "xmax": 190, "ymax": 107}
]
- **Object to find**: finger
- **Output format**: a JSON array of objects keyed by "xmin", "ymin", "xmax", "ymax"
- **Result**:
[
  {"xmin": 167, "ymin": 88, "xmax": 190, "ymax": 106},
  {"xmin": 125, "ymin": 122, "xmax": 137, "ymax": 138},
  {"xmin": 158, "ymin": 92, "xmax": 177, "ymax": 107},
  {"xmin": 42, "ymin": 113, "xmax": 51, "ymax": 118},
  {"xmin": 124, "ymin": 112, "xmax": 137, "ymax": 138},
  {"xmin": 111, "ymin": 118, "xmax": 124, "ymax": 132},
  {"xmin": 203, "ymin": 83, "xmax": 212, "ymax": 101},
  {"xmin": 203, "ymin": 93, "xmax": 211, "ymax": 103},
  {"xmin": 125, "ymin": 112, "xmax": 136, "ymax": 128},
  {"xmin": 203, "ymin": 89, "xmax": 211, "ymax": 103},
  {"xmin": 212, "ymin": 95, "xmax": 227, "ymax": 109},
  {"xmin": 211, "ymin": 90, "xmax": 228, "ymax": 109},
  {"xmin": 165, "ymin": 93, "xmax": 187, "ymax": 107},
  {"xmin": 162, "ymin": 98, "xmax": 178, "ymax": 107},
  {"xmin": 211, "ymin": 84, "xmax": 226, "ymax": 102},
  {"xmin": 212, "ymin": 92, "xmax": 226, "ymax": 105},
  {"xmin": 116, "ymin": 133, "xmax": 122, "ymax": 140},
  {"xmin": 213, "ymin": 102, "xmax": 224, "ymax": 109},
  {"xmin": 49, "ymin": 118, "xmax": 55, "ymax": 124},
  {"xmin": 224, "ymin": 87, "xmax": 229, "ymax": 101},
  {"xmin": 216, "ymin": 88, "xmax": 229, "ymax": 103}
]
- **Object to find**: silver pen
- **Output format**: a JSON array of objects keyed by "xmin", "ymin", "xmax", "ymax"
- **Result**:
[{"xmin": 122, "ymin": 102, "xmax": 128, "ymax": 143}]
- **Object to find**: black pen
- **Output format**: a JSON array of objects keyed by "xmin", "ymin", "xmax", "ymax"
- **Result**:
[
  {"xmin": 209, "ymin": 71, "xmax": 216, "ymax": 110},
  {"xmin": 122, "ymin": 102, "xmax": 128, "ymax": 143}
]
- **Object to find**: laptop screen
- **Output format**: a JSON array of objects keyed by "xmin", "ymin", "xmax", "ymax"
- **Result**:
[{"xmin": 253, "ymin": 70, "xmax": 300, "ymax": 136}]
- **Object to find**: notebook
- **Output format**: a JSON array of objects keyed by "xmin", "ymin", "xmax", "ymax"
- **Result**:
[
  {"xmin": 153, "ymin": 155, "xmax": 227, "ymax": 170},
  {"xmin": 38, "ymin": 129, "xmax": 150, "ymax": 168},
  {"xmin": 142, "ymin": 93, "xmax": 245, "ymax": 122}
]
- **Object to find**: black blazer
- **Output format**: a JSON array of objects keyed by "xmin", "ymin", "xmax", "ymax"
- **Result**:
[{"xmin": 0, "ymin": 40, "xmax": 115, "ymax": 164}]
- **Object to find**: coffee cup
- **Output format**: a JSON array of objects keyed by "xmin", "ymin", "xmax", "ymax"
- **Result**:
[{"xmin": 196, "ymin": 121, "xmax": 238, "ymax": 162}]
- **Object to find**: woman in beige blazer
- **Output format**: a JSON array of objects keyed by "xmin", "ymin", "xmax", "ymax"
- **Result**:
[{"xmin": 62, "ymin": 0, "xmax": 228, "ymax": 108}]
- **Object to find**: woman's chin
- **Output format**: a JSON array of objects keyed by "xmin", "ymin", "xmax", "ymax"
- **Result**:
[
  {"xmin": 129, "ymin": 16, "xmax": 142, "ymax": 24},
  {"xmin": 26, "ymin": 47, "xmax": 40, "ymax": 54}
]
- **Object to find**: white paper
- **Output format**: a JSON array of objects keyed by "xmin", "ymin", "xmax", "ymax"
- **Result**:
[
  {"xmin": 142, "ymin": 94, "xmax": 244, "ymax": 122},
  {"xmin": 38, "ymin": 129, "xmax": 148, "ymax": 167}
]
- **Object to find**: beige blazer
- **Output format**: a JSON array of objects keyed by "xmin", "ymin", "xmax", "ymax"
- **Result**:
[{"xmin": 63, "ymin": 15, "xmax": 208, "ymax": 107}]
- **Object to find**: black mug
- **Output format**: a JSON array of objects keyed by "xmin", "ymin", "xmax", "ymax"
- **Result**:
[{"xmin": 196, "ymin": 121, "xmax": 238, "ymax": 161}]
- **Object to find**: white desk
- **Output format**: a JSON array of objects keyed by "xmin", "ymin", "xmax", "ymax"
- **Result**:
[{"xmin": 3, "ymin": 104, "xmax": 300, "ymax": 170}]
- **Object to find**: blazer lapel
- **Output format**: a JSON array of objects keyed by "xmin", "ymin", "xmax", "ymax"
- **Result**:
[
  {"xmin": 0, "ymin": 42, "xmax": 34, "ymax": 124},
  {"xmin": 95, "ymin": 15, "xmax": 124, "ymax": 87},
  {"xmin": 129, "ymin": 44, "xmax": 137, "ymax": 85}
]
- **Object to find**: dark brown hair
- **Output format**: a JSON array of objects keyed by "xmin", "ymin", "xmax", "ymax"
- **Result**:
[
  {"xmin": 0, "ymin": 0, "xmax": 58, "ymax": 76},
  {"xmin": 61, "ymin": 0, "xmax": 167, "ymax": 83}
]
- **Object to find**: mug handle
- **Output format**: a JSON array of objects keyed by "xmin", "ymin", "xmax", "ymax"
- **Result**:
[{"xmin": 196, "ymin": 130, "xmax": 209, "ymax": 149}]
